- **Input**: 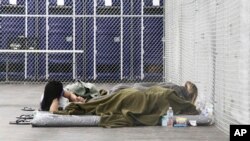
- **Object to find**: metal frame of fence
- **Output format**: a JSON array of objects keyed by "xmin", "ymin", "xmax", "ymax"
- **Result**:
[
  {"xmin": 164, "ymin": 0, "xmax": 250, "ymax": 134},
  {"xmin": 0, "ymin": 0, "xmax": 164, "ymax": 83}
]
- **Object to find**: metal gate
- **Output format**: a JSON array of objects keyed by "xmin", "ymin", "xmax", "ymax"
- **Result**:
[{"xmin": 0, "ymin": 0, "xmax": 164, "ymax": 83}]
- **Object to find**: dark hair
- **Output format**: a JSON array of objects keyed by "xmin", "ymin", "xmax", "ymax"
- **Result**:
[
  {"xmin": 185, "ymin": 81, "xmax": 198, "ymax": 104},
  {"xmin": 40, "ymin": 81, "xmax": 63, "ymax": 111}
]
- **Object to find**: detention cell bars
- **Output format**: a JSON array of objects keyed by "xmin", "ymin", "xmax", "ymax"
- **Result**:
[{"xmin": 0, "ymin": 0, "xmax": 164, "ymax": 83}]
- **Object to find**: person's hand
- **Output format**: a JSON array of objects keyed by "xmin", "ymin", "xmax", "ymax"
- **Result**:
[{"xmin": 76, "ymin": 96, "xmax": 86, "ymax": 103}]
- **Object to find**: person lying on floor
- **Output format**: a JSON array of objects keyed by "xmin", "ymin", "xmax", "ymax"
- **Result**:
[
  {"xmin": 40, "ymin": 80, "xmax": 107, "ymax": 112},
  {"xmin": 158, "ymin": 81, "xmax": 198, "ymax": 104},
  {"xmin": 109, "ymin": 81, "xmax": 198, "ymax": 104},
  {"xmin": 48, "ymin": 82, "xmax": 200, "ymax": 128}
]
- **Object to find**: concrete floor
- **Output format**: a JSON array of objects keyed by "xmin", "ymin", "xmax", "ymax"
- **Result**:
[{"xmin": 0, "ymin": 84, "xmax": 229, "ymax": 141}]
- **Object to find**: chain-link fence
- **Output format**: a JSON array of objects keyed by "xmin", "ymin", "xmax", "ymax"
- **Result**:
[
  {"xmin": 0, "ymin": 0, "xmax": 164, "ymax": 83},
  {"xmin": 164, "ymin": 0, "xmax": 250, "ymax": 134}
]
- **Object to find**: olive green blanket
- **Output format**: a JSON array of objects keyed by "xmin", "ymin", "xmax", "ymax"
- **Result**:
[{"xmin": 54, "ymin": 86, "xmax": 198, "ymax": 127}]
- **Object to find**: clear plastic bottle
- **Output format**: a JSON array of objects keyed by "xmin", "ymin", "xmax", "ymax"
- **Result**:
[{"xmin": 167, "ymin": 107, "xmax": 174, "ymax": 127}]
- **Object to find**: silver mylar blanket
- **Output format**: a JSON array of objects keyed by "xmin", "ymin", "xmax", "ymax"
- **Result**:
[
  {"xmin": 31, "ymin": 111, "xmax": 213, "ymax": 127},
  {"xmin": 31, "ymin": 111, "xmax": 100, "ymax": 127}
]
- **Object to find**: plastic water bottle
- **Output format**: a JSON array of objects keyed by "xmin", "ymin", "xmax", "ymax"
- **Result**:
[
  {"xmin": 161, "ymin": 107, "xmax": 174, "ymax": 127},
  {"xmin": 167, "ymin": 107, "xmax": 174, "ymax": 127}
]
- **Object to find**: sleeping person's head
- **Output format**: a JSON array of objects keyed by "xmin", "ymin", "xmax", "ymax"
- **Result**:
[
  {"xmin": 185, "ymin": 81, "xmax": 198, "ymax": 104},
  {"xmin": 40, "ymin": 80, "xmax": 63, "ymax": 111}
]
